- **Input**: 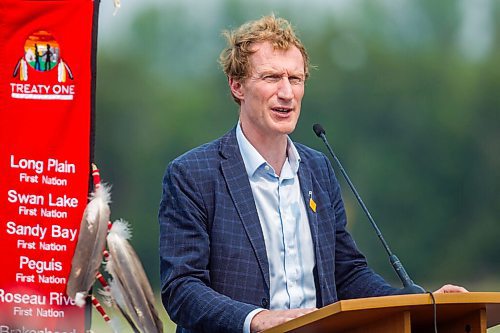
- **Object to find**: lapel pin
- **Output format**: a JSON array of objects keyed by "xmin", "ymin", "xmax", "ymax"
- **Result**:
[{"xmin": 308, "ymin": 191, "xmax": 317, "ymax": 213}]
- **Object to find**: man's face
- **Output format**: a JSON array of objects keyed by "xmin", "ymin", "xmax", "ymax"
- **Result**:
[{"xmin": 230, "ymin": 41, "xmax": 305, "ymax": 142}]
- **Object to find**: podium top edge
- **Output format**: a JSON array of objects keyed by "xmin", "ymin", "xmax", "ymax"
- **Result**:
[
  {"xmin": 336, "ymin": 291, "xmax": 500, "ymax": 312},
  {"xmin": 262, "ymin": 292, "xmax": 500, "ymax": 333}
]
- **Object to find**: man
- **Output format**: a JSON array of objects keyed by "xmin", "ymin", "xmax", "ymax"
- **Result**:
[{"xmin": 159, "ymin": 15, "xmax": 465, "ymax": 333}]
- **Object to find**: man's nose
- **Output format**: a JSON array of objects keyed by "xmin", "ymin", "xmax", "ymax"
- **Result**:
[{"xmin": 277, "ymin": 77, "xmax": 293, "ymax": 100}]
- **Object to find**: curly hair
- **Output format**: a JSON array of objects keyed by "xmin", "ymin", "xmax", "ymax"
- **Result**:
[{"xmin": 219, "ymin": 15, "xmax": 310, "ymax": 102}]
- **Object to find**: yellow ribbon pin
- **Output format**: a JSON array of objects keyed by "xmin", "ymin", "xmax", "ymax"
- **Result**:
[{"xmin": 309, "ymin": 191, "xmax": 316, "ymax": 212}]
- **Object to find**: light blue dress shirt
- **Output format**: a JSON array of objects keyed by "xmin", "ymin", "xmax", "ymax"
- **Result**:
[{"xmin": 236, "ymin": 123, "xmax": 316, "ymax": 333}]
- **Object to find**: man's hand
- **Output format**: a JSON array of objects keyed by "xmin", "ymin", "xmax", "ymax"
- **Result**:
[
  {"xmin": 250, "ymin": 308, "xmax": 317, "ymax": 333},
  {"xmin": 434, "ymin": 284, "xmax": 468, "ymax": 293}
]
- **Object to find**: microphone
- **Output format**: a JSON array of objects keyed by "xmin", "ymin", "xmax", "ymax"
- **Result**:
[{"xmin": 313, "ymin": 123, "xmax": 425, "ymax": 294}]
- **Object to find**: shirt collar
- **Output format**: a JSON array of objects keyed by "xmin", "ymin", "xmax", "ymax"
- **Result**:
[{"xmin": 236, "ymin": 122, "xmax": 301, "ymax": 178}]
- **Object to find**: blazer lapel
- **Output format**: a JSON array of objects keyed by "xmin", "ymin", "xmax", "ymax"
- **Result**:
[
  {"xmin": 298, "ymin": 161, "xmax": 329, "ymax": 306},
  {"xmin": 219, "ymin": 129, "xmax": 270, "ymax": 291},
  {"xmin": 298, "ymin": 164, "xmax": 319, "ymax": 258}
]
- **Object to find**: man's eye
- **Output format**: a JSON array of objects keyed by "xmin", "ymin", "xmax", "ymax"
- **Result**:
[
  {"xmin": 263, "ymin": 75, "xmax": 281, "ymax": 82},
  {"xmin": 289, "ymin": 77, "xmax": 304, "ymax": 85}
]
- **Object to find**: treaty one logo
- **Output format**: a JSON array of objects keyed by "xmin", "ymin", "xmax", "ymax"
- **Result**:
[{"xmin": 11, "ymin": 30, "xmax": 76, "ymax": 101}]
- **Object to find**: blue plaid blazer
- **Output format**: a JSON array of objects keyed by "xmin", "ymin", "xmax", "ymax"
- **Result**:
[{"xmin": 159, "ymin": 128, "xmax": 397, "ymax": 333}]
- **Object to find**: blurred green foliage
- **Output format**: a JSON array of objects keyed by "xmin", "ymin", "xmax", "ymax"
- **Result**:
[{"xmin": 94, "ymin": 1, "xmax": 500, "ymax": 311}]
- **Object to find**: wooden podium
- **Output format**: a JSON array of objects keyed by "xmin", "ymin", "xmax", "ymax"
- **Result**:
[{"xmin": 263, "ymin": 292, "xmax": 500, "ymax": 333}]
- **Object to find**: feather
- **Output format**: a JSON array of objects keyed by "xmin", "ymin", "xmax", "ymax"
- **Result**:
[
  {"xmin": 12, "ymin": 57, "xmax": 22, "ymax": 77},
  {"xmin": 58, "ymin": 61, "xmax": 66, "ymax": 82},
  {"xmin": 20, "ymin": 59, "xmax": 28, "ymax": 81},
  {"xmin": 98, "ymin": 288, "xmax": 113, "ymax": 308},
  {"xmin": 91, "ymin": 295, "xmax": 121, "ymax": 333},
  {"xmin": 66, "ymin": 166, "xmax": 111, "ymax": 305},
  {"xmin": 106, "ymin": 219, "xmax": 163, "ymax": 333},
  {"xmin": 62, "ymin": 59, "xmax": 74, "ymax": 80},
  {"xmin": 97, "ymin": 272, "xmax": 140, "ymax": 333}
]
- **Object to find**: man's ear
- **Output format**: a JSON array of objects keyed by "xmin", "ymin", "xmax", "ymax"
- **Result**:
[{"xmin": 229, "ymin": 77, "xmax": 244, "ymax": 101}]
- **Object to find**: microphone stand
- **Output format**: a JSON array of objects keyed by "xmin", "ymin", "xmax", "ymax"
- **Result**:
[{"xmin": 313, "ymin": 124, "xmax": 425, "ymax": 294}]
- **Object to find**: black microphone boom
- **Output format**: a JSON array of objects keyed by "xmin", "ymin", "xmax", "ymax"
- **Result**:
[{"xmin": 313, "ymin": 123, "xmax": 425, "ymax": 294}]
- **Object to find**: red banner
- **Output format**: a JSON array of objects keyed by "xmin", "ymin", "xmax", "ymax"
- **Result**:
[{"xmin": 0, "ymin": 0, "xmax": 98, "ymax": 331}]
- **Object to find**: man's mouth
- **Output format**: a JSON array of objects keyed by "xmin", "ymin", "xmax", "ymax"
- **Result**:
[{"xmin": 272, "ymin": 107, "xmax": 292, "ymax": 113}]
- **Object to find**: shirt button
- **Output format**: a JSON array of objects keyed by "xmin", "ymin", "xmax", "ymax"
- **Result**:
[
  {"xmin": 264, "ymin": 165, "xmax": 270, "ymax": 171},
  {"xmin": 261, "ymin": 298, "xmax": 269, "ymax": 308}
]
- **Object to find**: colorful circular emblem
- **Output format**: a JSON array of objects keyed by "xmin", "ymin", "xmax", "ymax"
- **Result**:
[{"xmin": 24, "ymin": 31, "xmax": 60, "ymax": 72}]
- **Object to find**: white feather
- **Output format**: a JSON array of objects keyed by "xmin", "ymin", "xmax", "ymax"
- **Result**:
[
  {"xmin": 109, "ymin": 218, "xmax": 132, "ymax": 240},
  {"xmin": 108, "ymin": 278, "xmax": 127, "ymax": 309},
  {"xmin": 98, "ymin": 288, "xmax": 113, "ymax": 308},
  {"xmin": 92, "ymin": 183, "xmax": 112, "ymax": 204},
  {"xmin": 105, "ymin": 257, "xmax": 115, "ymax": 275},
  {"xmin": 75, "ymin": 292, "xmax": 86, "ymax": 308},
  {"xmin": 86, "ymin": 185, "xmax": 111, "ymax": 230}
]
